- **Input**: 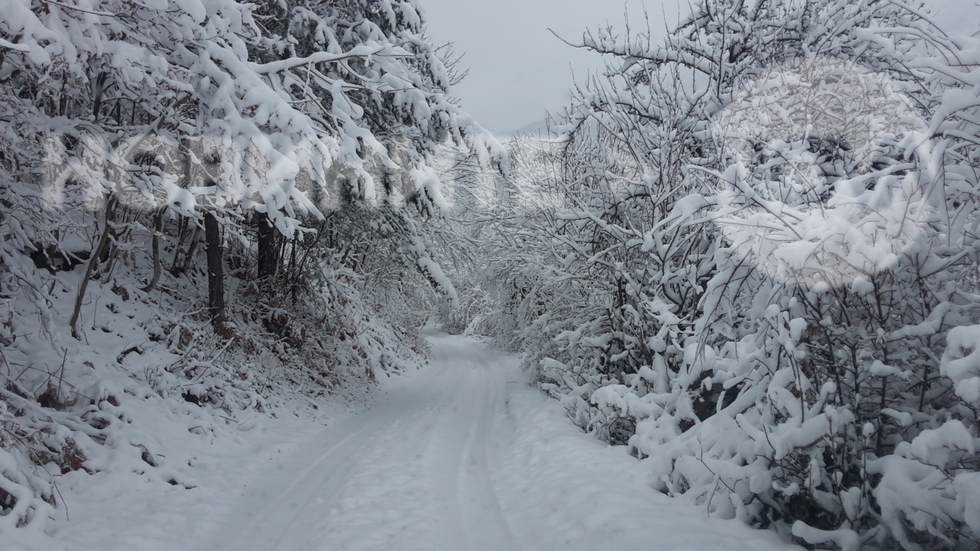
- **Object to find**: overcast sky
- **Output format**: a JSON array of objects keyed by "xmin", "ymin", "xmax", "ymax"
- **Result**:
[{"xmin": 419, "ymin": 0, "xmax": 980, "ymax": 135}]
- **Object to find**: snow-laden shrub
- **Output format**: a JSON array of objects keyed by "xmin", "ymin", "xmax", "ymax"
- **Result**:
[
  {"xmin": 856, "ymin": 326, "xmax": 980, "ymax": 549},
  {"xmin": 940, "ymin": 325, "xmax": 980, "ymax": 405}
]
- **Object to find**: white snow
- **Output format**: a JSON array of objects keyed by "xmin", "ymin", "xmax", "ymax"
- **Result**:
[
  {"xmin": 941, "ymin": 324, "xmax": 980, "ymax": 402},
  {"xmin": 14, "ymin": 334, "xmax": 802, "ymax": 551}
]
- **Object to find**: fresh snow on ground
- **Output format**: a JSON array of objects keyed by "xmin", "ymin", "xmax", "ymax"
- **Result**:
[{"xmin": 16, "ymin": 334, "xmax": 801, "ymax": 551}]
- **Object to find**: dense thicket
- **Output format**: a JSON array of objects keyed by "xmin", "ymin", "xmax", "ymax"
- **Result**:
[{"xmin": 474, "ymin": 1, "xmax": 980, "ymax": 549}]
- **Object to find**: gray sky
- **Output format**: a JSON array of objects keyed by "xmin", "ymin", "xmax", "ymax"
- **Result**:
[{"xmin": 419, "ymin": 0, "xmax": 979, "ymax": 135}]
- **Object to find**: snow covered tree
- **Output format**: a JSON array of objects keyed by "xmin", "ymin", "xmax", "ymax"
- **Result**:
[
  {"xmin": 0, "ymin": 0, "xmax": 501, "ymax": 330},
  {"xmin": 504, "ymin": 1, "xmax": 980, "ymax": 549},
  {"xmin": 0, "ymin": 0, "xmax": 501, "ymax": 529}
]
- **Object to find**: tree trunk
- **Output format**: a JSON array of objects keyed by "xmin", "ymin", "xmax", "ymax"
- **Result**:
[
  {"xmin": 289, "ymin": 238, "xmax": 298, "ymax": 305},
  {"xmin": 256, "ymin": 212, "xmax": 277, "ymax": 281},
  {"xmin": 169, "ymin": 215, "xmax": 187, "ymax": 275},
  {"xmin": 141, "ymin": 210, "xmax": 164, "ymax": 293},
  {"xmin": 71, "ymin": 197, "xmax": 118, "ymax": 339},
  {"xmin": 204, "ymin": 212, "xmax": 225, "ymax": 326},
  {"xmin": 174, "ymin": 224, "xmax": 201, "ymax": 277}
]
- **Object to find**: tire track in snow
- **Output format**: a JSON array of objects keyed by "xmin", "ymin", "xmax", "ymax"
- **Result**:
[
  {"xmin": 200, "ymin": 336, "xmax": 520, "ymax": 551},
  {"xmin": 421, "ymin": 345, "xmax": 473, "ymax": 551},
  {"xmin": 274, "ymin": 366, "xmax": 450, "ymax": 551},
  {"xmin": 455, "ymin": 353, "xmax": 520, "ymax": 551},
  {"xmin": 198, "ymin": 404, "xmax": 401, "ymax": 551},
  {"xmin": 425, "ymin": 342, "xmax": 519, "ymax": 551}
]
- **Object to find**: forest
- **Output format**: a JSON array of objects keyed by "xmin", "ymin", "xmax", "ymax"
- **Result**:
[{"xmin": 2, "ymin": 0, "xmax": 980, "ymax": 550}]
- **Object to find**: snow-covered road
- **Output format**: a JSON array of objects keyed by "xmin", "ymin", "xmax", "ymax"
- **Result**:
[
  {"xmin": 39, "ymin": 334, "xmax": 800, "ymax": 551},
  {"xmin": 198, "ymin": 334, "xmax": 519, "ymax": 551},
  {"xmin": 195, "ymin": 333, "xmax": 798, "ymax": 551}
]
